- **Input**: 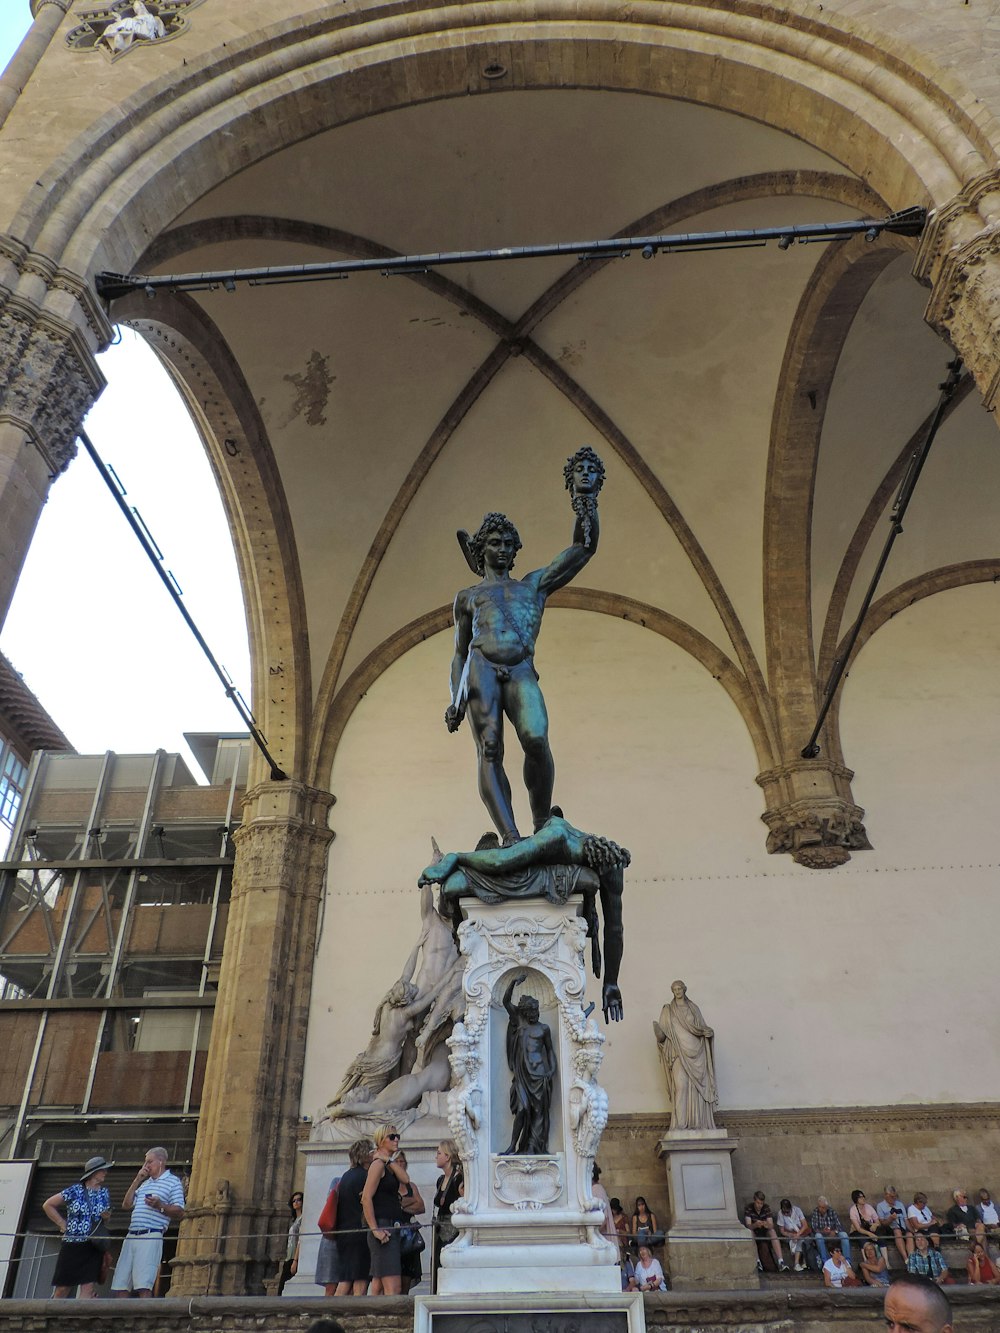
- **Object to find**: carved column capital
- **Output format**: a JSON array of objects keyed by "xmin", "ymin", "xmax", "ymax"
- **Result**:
[
  {"xmin": 30, "ymin": 0, "xmax": 73, "ymax": 13},
  {"xmin": 0, "ymin": 279, "xmax": 108, "ymax": 474},
  {"xmin": 760, "ymin": 797, "xmax": 871, "ymax": 868},
  {"xmin": 916, "ymin": 174, "xmax": 1000, "ymax": 410},
  {"xmin": 756, "ymin": 757, "xmax": 869, "ymax": 867},
  {"xmin": 230, "ymin": 779, "xmax": 335, "ymax": 895}
]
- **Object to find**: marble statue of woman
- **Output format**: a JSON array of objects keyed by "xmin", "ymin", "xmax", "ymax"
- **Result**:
[{"xmin": 653, "ymin": 979, "xmax": 719, "ymax": 1130}]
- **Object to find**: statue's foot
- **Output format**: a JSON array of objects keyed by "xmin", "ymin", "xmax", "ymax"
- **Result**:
[
  {"xmin": 533, "ymin": 806, "xmax": 563, "ymax": 832},
  {"xmin": 501, "ymin": 831, "xmax": 523, "ymax": 847}
]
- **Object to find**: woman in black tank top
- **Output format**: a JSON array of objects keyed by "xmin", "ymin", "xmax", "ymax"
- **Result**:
[{"xmin": 361, "ymin": 1123, "xmax": 412, "ymax": 1294}]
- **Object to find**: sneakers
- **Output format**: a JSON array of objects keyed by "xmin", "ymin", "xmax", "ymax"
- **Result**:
[
  {"xmin": 794, "ymin": 1260, "xmax": 806, "ymax": 1272},
  {"xmin": 778, "ymin": 1260, "xmax": 789, "ymax": 1272},
  {"xmin": 756, "ymin": 1259, "xmax": 764, "ymax": 1272}
]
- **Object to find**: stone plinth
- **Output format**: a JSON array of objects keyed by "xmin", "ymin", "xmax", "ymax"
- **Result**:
[
  {"xmin": 657, "ymin": 1130, "xmax": 759, "ymax": 1292},
  {"xmin": 415, "ymin": 1292, "xmax": 645, "ymax": 1332},
  {"xmin": 438, "ymin": 893, "xmax": 619, "ymax": 1296}
]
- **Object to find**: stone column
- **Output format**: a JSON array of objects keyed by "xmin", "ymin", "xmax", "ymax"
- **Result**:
[
  {"xmin": 0, "ymin": 0, "xmax": 72, "ymax": 131},
  {"xmin": 170, "ymin": 779, "xmax": 335, "ymax": 1296}
]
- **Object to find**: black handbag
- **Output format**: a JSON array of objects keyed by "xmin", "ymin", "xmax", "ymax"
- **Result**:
[
  {"xmin": 89, "ymin": 1219, "xmax": 112, "ymax": 1253},
  {"xmin": 399, "ymin": 1222, "xmax": 425, "ymax": 1256}
]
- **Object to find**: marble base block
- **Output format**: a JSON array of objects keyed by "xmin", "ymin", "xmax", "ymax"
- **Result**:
[
  {"xmin": 657, "ymin": 1131, "xmax": 759, "ymax": 1291},
  {"xmin": 415, "ymin": 1291, "xmax": 645, "ymax": 1332}
]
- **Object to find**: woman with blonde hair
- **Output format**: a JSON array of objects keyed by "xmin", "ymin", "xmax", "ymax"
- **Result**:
[
  {"xmin": 432, "ymin": 1138, "xmax": 463, "ymax": 1291},
  {"xmin": 361, "ymin": 1124, "xmax": 412, "ymax": 1295}
]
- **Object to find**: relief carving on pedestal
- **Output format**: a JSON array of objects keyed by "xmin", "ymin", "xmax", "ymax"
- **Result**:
[{"xmin": 492, "ymin": 1154, "xmax": 562, "ymax": 1209}]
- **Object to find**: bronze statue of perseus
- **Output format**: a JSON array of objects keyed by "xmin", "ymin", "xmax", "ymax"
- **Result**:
[{"xmin": 446, "ymin": 447, "xmax": 605, "ymax": 845}]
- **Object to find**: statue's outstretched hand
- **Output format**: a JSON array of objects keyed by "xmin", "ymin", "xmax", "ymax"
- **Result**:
[
  {"xmin": 602, "ymin": 983, "xmax": 623, "ymax": 1023},
  {"xmin": 445, "ymin": 704, "xmax": 465, "ymax": 733}
]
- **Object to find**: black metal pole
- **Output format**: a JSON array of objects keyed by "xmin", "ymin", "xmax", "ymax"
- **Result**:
[
  {"xmin": 78, "ymin": 428, "xmax": 288, "ymax": 781},
  {"xmin": 95, "ymin": 208, "xmax": 927, "ymax": 301},
  {"xmin": 800, "ymin": 357, "xmax": 964, "ymax": 759}
]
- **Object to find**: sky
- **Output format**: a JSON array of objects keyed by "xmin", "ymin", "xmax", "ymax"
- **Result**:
[{"xmin": 0, "ymin": 12, "xmax": 252, "ymax": 780}]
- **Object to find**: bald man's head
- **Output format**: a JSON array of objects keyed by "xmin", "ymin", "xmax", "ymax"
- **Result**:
[{"xmin": 884, "ymin": 1275, "xmax": 953, "ymax": 1333}]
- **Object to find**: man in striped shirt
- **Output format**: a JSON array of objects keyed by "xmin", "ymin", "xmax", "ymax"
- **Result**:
[{"xmin": 111, "ymin": 1146, "xmax": 186, "ymax": 1297}]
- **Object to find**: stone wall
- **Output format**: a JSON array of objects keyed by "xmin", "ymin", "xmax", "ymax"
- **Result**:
[
  {"xmin": 0, "ymin": 1291, "xmax": 998, "ymax": 1333},
  {"xmin": 599, "ymin": 1105, "xmax": 1000, "ymax": 1228}
]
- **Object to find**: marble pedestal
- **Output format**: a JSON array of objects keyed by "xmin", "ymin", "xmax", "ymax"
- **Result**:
[
  {"xmin": 438, "ymin": 893, "xmax": 620, "ymax": 1297},
  {"xmin": 657, "ymin": 1130, "xmax": 759, "ymax": 1292}
]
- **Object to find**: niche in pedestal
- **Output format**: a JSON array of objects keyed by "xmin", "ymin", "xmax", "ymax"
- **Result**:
[{"xmin": 490, "ymin": 969, "xmax": 562, "ymax": 1158}]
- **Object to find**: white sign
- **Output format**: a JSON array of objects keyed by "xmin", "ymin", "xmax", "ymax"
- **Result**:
[{"xmin": 0, "ymin": 1161, "xmax": 34, "ymax": 1297}]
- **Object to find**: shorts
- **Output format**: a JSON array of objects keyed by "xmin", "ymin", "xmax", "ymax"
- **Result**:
[
  {"xmin": 52, "ymin": 1239, "xmax": 102, "ymax": 1288},
  {"xmin": 335, "ymin": 1233, "xmax": 370, "ymax": 1284},
  {"xmin": 110, "ymin": 1231, "xmax": 164, "ymax": 1292},
  {"xmin": 368, "ymin": 1224, "xmax": 402, "ymax": 1278}
]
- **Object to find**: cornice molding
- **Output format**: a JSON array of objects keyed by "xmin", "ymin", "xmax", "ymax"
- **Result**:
[{"xmin": 603, "ymin": 1102, "xmax": 1000, "ymax": 1142}]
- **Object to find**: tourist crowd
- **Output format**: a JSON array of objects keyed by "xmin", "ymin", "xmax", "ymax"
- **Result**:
[{"xmin": 743, "ymin": 1184, "xmax": 1000, "ymax": 1288}]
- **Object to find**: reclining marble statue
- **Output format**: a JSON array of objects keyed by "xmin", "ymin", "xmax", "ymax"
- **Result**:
[{"xmin": 326, "ymin": 879, "xmax": 462, "ymax": 1119}]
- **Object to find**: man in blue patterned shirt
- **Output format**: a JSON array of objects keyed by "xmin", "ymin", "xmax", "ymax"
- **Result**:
[{"xmin": 111, "ymin": 1146, "xmax": 186, "ymax": 1297}]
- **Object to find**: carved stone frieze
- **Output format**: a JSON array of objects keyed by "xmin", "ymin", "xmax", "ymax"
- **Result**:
[{"xmin": 600, "ymin": 1101, "xmax": 1000, "ymax": 1141}]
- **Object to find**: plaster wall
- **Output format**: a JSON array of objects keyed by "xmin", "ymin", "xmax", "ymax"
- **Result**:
[{"xmin": 304, "ymin": 586, "xmax": 1000, "ymax": 1119}]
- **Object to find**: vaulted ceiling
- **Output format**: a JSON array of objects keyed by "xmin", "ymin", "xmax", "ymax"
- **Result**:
[{"xmin": 126, "ymin": 87, "xmax": 1000, "ymax": 788}]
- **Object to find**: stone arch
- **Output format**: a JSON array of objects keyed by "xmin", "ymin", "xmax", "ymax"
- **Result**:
[
  {"xmin": 825, "ymin": 559, "xmax": 1000, "ymax": 754},
  {"xmin": 111, "ymin": 290, "xmax": 312, "ymax": 780},
  {"xmin": 313, "ymin": 588, "xmax": 771, "ymax": 788},
  {"xmin": 14, "ymin": 4, "xmax": 996, "ymax": 281},
  {"xmin": 763, "ymin": 229, "xmax": 916, "ymax": 751}
]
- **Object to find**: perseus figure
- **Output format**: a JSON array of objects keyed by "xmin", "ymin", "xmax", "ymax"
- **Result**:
[
  {"xmin": 446, "ymin": 447, "xmax": 605, "ymax": 844},
  {"xmin": 502, "ymin": 973, "xmax": 557, "ymax": 1155}
]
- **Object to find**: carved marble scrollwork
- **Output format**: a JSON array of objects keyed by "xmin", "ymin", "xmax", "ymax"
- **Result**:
[
  {"xmin": 492, "ymin": 1154, "xmax": 562, "ymax": 1208},
  {"xmin": 459, "ymin": 911, "xmax": 590, "ymax": 1040}
]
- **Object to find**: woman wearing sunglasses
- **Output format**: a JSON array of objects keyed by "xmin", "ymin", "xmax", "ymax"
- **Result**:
[{"xmin": 361, "ymin": 1124, "xmax": 412, "ymax": 1295}]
